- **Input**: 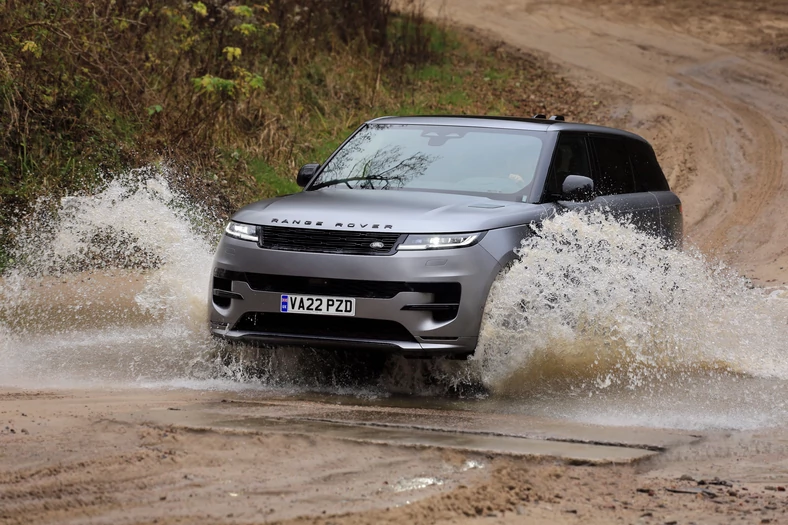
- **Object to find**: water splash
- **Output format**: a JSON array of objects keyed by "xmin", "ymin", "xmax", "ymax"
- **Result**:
[
  {"xmin": 0, "ymin": 167, "xmax": 221, "ymax": 385},
  {"xmin": 452, "ymin": 211, "xmax": 788, "ymax": 430},
  {"xmin": 472, "ymin": 211, "xmax": 788, "ymax": 396},
  {"xmin": 2, "ymin": 175, "xmax": 788, "ymax": 429}
]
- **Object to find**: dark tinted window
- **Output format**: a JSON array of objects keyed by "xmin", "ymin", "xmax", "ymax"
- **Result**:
[
  {"xmin": 544, "ymin": 134, "xmax": 591, "ymax": 197},
  {"xmin": 627, "ymin": 139, "xmax": 669, "ymax": 191},
  {"xmin": 591, "ymin": 135, "xmax": 635, "ymax": 195}
]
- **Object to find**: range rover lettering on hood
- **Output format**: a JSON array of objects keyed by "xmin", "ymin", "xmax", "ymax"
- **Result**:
[{"xmin": 270, "ymin": 218, "xmax": 393, "ymax": 229}]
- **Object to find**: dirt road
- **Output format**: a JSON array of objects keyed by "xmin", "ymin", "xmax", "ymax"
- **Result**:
[
  {"xmin": 3, "ymin": 2, "xmax": 788, "ymax": 524},
  {"xmin": 425, "ymin": 0, "xmax": 788, "ymax": 285},
  {"xmin": 2, "ymin": 389, "xmax": 788, "ymax": 524}
]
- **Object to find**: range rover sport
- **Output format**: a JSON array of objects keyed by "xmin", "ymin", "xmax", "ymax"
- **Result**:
[{"xmin": 209, "ymin": 115, "xmax": 682, "ymax": 358}]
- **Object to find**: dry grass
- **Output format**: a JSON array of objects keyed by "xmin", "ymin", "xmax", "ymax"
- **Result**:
[{"xmin": 0, "ymin": 0, "xmax": 601, "ymax": 270}]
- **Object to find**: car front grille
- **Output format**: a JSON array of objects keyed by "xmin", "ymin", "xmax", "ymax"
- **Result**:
[
  {"xmin": 233, "ymin": 312, "xmax": 417, "ymax": 342},
  {"xmin": 258, "ymin": 226, "xmax": 403, "ymax": 256}
]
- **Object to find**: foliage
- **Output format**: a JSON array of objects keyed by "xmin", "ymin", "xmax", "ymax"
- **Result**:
[
  {"xmin": 0, "ymin": 0, "xmax": 599, "ymax": 271},
  {"xmin": 0, "ymin": 0, "xmax": 434, "ymax": 220}
]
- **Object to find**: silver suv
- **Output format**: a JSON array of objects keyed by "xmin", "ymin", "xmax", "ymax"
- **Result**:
[{"xmin": 210, "ymin": 116, "xmax": 682, "ymax": 358}]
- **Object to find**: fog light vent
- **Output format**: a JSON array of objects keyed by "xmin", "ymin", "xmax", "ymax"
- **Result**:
[{"xmin": 212, "ymin": 276, "xmax": 232, "ymax": 308}]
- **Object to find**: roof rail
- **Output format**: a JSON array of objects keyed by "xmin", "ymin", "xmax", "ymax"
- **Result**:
[
  {"xmin": 549, "ymin": 115, "xmax": 565, "ymax": 121},
  {"xmin": 532, "ymin": 113, "xmax": 547, "ymax": 119}
]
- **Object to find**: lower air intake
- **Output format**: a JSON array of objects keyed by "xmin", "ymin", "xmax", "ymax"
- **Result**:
[{"xmin": 233, "ymin": 312, "xmax": 417, "ymax": 342}]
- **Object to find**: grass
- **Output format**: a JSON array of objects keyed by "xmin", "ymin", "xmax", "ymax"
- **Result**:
[
  {"xmin": 248, "ymin": 157, "xmax": 300, "ymax": 196},
  {"xmin": 0, "ymin": 0, "xmax": 600, "ymax": 273}
]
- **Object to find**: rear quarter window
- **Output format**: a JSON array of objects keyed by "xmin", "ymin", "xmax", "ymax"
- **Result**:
[
  {"xmin": 590, "ymin": 135, "xmax": 635, "ymax": 195},
  {"xmin": 627, "ymin": 139, "xmax": 670, "ymax": 192}
]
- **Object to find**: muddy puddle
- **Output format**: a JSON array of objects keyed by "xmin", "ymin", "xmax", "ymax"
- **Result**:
[{"xmin": 1, "ymin": 171, "xmax": 788, "ymax": 432}]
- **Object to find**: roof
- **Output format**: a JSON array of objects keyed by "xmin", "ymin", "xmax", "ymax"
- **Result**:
[{"xmin": 368, "ymin": 115, "xmax": 649, "ymax": 143}]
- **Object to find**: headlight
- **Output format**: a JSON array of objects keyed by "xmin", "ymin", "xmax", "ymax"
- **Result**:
[
  {"xmin": 225, "ymin": 221, "xmax": 258, "ymax": 242},
  {"xmin": 397, "ymin": 232, "xmax": 483, "ymax": 251}
]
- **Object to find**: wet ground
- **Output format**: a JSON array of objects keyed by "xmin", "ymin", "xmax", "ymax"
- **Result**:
[
  {"xmin": 4, "ymin": 0, "xmax": 788, "ymax": 523},
  {"xmin": 2, "ymin": 387, "xmax": 788, "ymax": 524},
  {"xmin": 2, "ymin": 178, "xmax": 788, "ymax": 524}
]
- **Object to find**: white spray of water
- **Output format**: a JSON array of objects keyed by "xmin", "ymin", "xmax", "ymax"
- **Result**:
[
  {"xmin": 447, "ymin": 211, "xmax": 788, "ymax": 430},
  {"xmin": 2, "ymin": 175, "xmax": 788, "ymax": 429},
  {"xmin": 0, "ymin": 167, "xmax": 221, "ymax": 385},
  {"xmin": 472, "ymin": 211, "xmax": 788, "ymax": 394}
]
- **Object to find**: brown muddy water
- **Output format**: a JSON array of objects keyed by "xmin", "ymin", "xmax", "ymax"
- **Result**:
[{"xmin": 1, "ymin": 172, "xmax": 788, "ymax": 432}]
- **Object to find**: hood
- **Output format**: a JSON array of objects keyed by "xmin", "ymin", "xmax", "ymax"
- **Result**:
[{"xmin": 232, "ymin": 189, "xmax": 547, "ymax": 233}]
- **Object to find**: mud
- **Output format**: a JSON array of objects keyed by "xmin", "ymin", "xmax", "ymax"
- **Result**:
[
  {"xmin": 2, "ymin": 389, "xmax": 788, "ymax": 524},
  {"xmin": 4, "ymin": 1, "xmax": 788, "ymax": 524}
]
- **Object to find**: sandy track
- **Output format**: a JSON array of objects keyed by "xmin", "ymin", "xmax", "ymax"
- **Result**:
[
  {"xmin": 425, "ymin": 0, "xmax": 788, "ymax": 284},
  {"xmin": 0, "ymin": 390, "xmax": 485, "ymax": 524},
  {"xmin": 4, "ymin": 3, "xmax": 788, "ymax": 525},
  {"xmin": 2, "ymin": 389, "xmax": 787, "ymax": 525}
]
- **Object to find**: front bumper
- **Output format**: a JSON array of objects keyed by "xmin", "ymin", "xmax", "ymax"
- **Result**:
[{"xmin": 209, "ymin": 235, "xmax": 503, "ymax": 356}]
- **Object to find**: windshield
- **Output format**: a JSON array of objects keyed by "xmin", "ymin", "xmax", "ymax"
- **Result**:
[{"xmin": 309, "ymin": 124, "xmax": 545, "ymax": 198}]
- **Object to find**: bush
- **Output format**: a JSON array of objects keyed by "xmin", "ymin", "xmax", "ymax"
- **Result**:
[
  {"xmin": 0, "ymin": 0, "xmax": 437, "ymax": 215},
  {"xmin": 0, "ymin": 0, "xmax": 599, "ymax": 268}
]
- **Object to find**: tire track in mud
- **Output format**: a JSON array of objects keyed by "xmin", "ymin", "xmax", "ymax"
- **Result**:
[
  {"xmin": 423, "ymin": 0, "xmax": 788, "ymax": 283},
  {"xmin": 676, "ymin": 72, "xmax": 783, "ymax": 258}
]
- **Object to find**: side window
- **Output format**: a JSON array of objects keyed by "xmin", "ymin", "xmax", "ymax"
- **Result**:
[
  {"xmin": 590, "ymin": 135, "xmax": 635, "ymax": 195},
  {"xmin": 544, "ymin": 134, "xmax": 591, "ymax": 197},
  {"xmin": 627, "ymin": 139, "xmax": 669, "ymax": 192}
]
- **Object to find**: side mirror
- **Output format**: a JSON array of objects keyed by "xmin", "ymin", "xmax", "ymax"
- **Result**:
[
  {"xmin": 561, "ymin": 175, "xmax": 595, "ymax": 202},
  {"xmin": 297, "ymin": 163, "xmax": 321, "ymax": 188}
]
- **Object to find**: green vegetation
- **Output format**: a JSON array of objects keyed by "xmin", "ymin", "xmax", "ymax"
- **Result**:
[{"xmin": 0, "ymin": 0, "xmax": 599, "ymax": 271}]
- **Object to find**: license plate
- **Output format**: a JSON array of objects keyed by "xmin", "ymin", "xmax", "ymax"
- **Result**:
[{"xmin": 280, "ymin": 294, "xmax": 355, "ymax": 316}]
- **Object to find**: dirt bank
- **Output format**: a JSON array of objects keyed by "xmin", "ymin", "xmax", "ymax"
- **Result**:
[{"xmin": 425, "ymin": 0, "xmax": 788, "ymax": 286}]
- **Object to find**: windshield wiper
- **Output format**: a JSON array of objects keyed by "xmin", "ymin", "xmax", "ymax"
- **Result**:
[
  {"xmin": 309, "ymin": 178, "xmax": 357, "ymax": 190},
  {"xmin": 310, "ymin": 174, "xmax": 393, "ymax": 191}
]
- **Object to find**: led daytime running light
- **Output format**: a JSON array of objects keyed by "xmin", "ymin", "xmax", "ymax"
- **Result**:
[
  {"xmin": 397, "ymin": 232, "xmax": 482, "ymax": 251},
  {"xmin": 225, "ymin": 221, "xmax": 258, "ymax": 242}
]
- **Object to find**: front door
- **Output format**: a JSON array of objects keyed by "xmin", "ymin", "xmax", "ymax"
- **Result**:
[{"xmin": 542, "ymin": 132, "xmax": 609, "ymax": 216}]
